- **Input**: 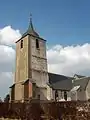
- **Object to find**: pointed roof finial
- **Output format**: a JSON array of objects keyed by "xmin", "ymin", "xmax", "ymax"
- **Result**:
[
  {"xmin": 29, "ymin": 13, "xmax": 34, "ymax": 30},
  {"xmin": 22, "ymin": 13, "xmax": 39, "ymax": 37}
]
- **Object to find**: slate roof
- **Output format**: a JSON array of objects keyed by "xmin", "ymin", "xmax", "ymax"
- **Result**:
[
  {"xmin": 48, "ymin": 72, "xmax": 90, "ymax": 91},
  {"xmin": 73, "ymin": 77, "xmax": 90, "ymax": 90},
  {"xmin": 73, "ymin": 74, "xmax": 85, "ymax": 79},
  {"xmin": 22, "ymin": 78, "xmax": 36, "ymax": 84},
  {"xmin": 22, "ymin": 17, "xmax": 39, "ymax": 38},
  {"xmin": 48, "ymin": 72, "xmax": 73, "ymax": 91}
]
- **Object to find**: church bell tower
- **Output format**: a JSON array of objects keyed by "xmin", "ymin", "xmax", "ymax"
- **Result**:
[{"xmin": 10, "ymin": 16, "xmax": 48, "ymax": 102}]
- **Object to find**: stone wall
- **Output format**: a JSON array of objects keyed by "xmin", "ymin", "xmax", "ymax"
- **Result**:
[
  {"xmin": 15, "ymin": 35, "xmax": 30, "ymax": 83},
  {"xmin": 15, "ymin": 83, "xmax": 23, "ymax": 101},
  {"xmin": 31, "ymin": 36, "xmax": 48, "ymax": 88},
  {"xmin": 14, "ymin": 35, "xmax": 49, "ymax": 101},
  {"xmin": 86, "ymin": 80, "xmax": 90, "ymax": 100},
  {"xmin": 47, "ymin": 85, "xmax": 53, "ymax": 100},
  {"xmin": 14, "ymin": 35, "xmax": 30, "ymax": 101}
]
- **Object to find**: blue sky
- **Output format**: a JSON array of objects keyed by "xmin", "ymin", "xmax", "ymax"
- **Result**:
[{"xmin": 0, "ymin": 0, "xmax": 90, "ymax": 46}]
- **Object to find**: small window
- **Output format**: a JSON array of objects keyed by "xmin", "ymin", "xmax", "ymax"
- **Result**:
[
  {"xmin": 36, "ymin": 39, "xmax": 39, "ymax": 49},
  {"xmin": 64, "ymin": 91, "xmax": 67, "ymax": 101},
  {"xmin": 55, "ymin": 90, "xmax": 58, "ymax": 101},
  {"xmin": 21, "ymin": 40, "xmax": 23, "ymax": 48}
]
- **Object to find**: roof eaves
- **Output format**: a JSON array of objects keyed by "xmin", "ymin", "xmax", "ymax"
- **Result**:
[
  {"xmin": 22, "ymin": 79, "xmax": 29, "ymax": 85},
  {"xmin": 9, "ymin": 83, "xmax": 15, "ymax": 88},
  {"xmin": 15, "ymin": 33, "xmax": 46, "ymax": 43}
]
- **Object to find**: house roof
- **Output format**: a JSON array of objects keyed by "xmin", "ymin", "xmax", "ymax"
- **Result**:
[
  {"xmin": 71, "ymin": 85, "xmax": 80, "ymax": 92},
  {"xmin": 48, "ymin": 72, "xmax": 73, "ymax": 90},
  {"xmin": 51, "ymin": 79, "xmax": 72, "ymax": 91},
  {"xmin": 73, "ymin": 77, "xmax": 90, "ymax": 90},
  {"xmin": 48, "ymin": 73, "xmax": 90, "ymax": 91},
  {"xmin": 22, "ymin": 78, "xmax": 36, "ymax": 85},
  {"xmin": 48, "ymin": 72, "xmax": 72, "ymax": 84},
  {"xmin": 73, "ymin": 74, "xmax": 85, "ymax": 79}
]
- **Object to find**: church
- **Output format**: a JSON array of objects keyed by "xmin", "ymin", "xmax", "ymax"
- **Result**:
[{"xmin": 10, "ymin": 17, "xmax": 90, "ymax": 102}]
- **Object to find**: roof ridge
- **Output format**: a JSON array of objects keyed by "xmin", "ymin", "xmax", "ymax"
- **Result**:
[
  {"xmin": 48, "ymin": 72, "xmax": 70, "ymax": 77},
  {"xmin": 75, "ymin": 76, "xmax": 89, "ymax": 81}
]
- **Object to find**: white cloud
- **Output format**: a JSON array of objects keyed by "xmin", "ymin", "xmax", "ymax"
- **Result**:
[
  {"xmin": 0, "ymin": 45, "xmax": 15, "ymax": 72},
  {"xmin": 47, "ymin": 43, "xmax": 90, "ymax": 76},
  {"xmin": 0, "ymin": 72, "xmax": 13, "ymax": 99},
  {"xmin": 0, "ymin": 26, "xmax": 21, "ymax": 46},
  {"xmin": 0, "ymin": 26, "xmax": 21, "ymax": 99}
]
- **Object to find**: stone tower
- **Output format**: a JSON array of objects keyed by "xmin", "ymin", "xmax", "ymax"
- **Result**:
[{"xmin": 10, "ymin": 17, "xmax": 48, "ymax": 102}]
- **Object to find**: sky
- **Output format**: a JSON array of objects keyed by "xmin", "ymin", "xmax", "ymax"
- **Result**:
[
  {"xmin": 1, "ymin": 0, "xmax": 90, "ymax": 45},
  {"xmin": 1, "ymin": 0, "xmax": 90, "ymax": 98}
]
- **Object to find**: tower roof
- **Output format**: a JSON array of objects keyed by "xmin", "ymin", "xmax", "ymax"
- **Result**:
[{"xmin": 22, "ymin": 15, "xmax": 39, "ymax": 37}]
